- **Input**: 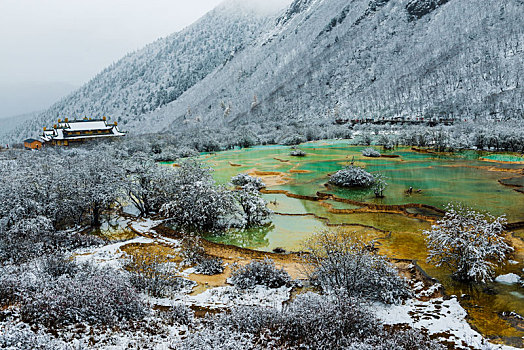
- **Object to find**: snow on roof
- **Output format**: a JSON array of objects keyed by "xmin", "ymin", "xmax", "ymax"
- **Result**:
[
  {"xmin": 41, "ymin": 119, "xmax": 125, "ymax": 142},
  {"xmin": 61, "ymin": 120, "xmax": 111, "ymax": 131}
]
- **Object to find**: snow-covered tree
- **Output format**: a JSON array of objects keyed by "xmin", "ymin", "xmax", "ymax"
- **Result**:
[
  {"xmin": 361, "ymin": 147, "xmax": 381, "ymax": 157},
  {"xmin": 372, "ymin": 173, "xmax": 388, "ymax": 198},
  {"xmin": 124, "ymin": 154, "xmax": 175, "ymax": 216},
  {"xmin": 231, "ymin": 173, "xmax": 265, "ymax": 191},
  {"xmin": 329, "ymin": 166, "xmax": 375, "ymax": 188},
  {"xmin": 290, "ymin": 147, "xmax": 306, "ymax": 157},
  {"xmin": 424, "ymin": 204, "xmax": 513, "ymax": 283},
  {"xmin": 160, "ymin": 160, "xmax": 236, "ymax": 232},
  {"xmin": 302, "ymin": 230, "xmax": 411, "ymax": 304},
  {"xmin": 234, "ymin": 188, "xmax": 273, "ymax": 228},
  {"xmin": 229, "ymin": 258, "xmax": 291, "ymax": 289}
]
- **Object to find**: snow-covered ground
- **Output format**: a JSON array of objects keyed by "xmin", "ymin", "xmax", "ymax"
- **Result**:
[
  {"xmin": 74, "ymin": 236, "xmax": 156, "ymax": 268},
  {"xmin": 374, "ymin": 296, "xmax": 519, "ymax": 350},
  {"xmin": 129, "ymin": 218, "xmax": 165, "ymax": 236},
  {"xmin": 150, "ymin": 285, "xmax": 291, "ymax": 311},
  {"xmin": 69, "ymin": 220, "xmax": 522, "ymax": 349},
  {"xmin": 74, "ymin": 218, "xmax": 178, "ymax": 268}
]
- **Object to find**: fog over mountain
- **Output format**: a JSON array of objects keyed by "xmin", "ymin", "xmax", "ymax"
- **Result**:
[
  {"xmin": 8, "ymin": 0, "xmax": 523, "ymax": 142},
  {"xmin": 0, "ymin": 82, "xmax": 77, "ymax": 120}
]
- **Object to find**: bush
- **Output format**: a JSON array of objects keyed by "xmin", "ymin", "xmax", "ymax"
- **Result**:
[
  {"xmin": 231, "ymin": 173, "xmax": 265, "ymax": 190},
  {"xmin": 361, "ymin": 147, "xmax": 381, "ymax": 157},
  {"xmin": 290, "ymin": 148, "xmax": 306, "ymax": 157},
  {"xmin": 180, "ymin": 235, "xmax": 224, "ymax": 275},
  {"xmin": 195, "ymin": 257, "xmax": 224, "ymax": 275},
  {"xmin": 164, "ymin": 304, "xmax": 194, "ymax": 326},
  {"xmin": 177, "ymin": 327, "xmax": 254, "ymax": 350},
  {"xmin": 0, "ymin": 216, "xmax": 103, "ymax": 265},
  {"xmin": 160, "ymin": 160, "xmax": 236, "ymax": 233},
  {"xmin": 280, "ymin": 133, "xmax": 306, "ymax": 146},
  {"xmin": 127, "ymin": 254, "xmax": 192, "ymax": 298},
  {"xmin": 180, "ymin": 235, "xmax": 206, "ymax": 265},
  {"xmin": 177, "ymin": 146, "xmax": 199, "ymax": 158},
  {"xmin": 424, "ymin": 204, "xmax": 513, "ymax": 282},
  {"xmin": 229, "ymin": 258, "xmax": 291, "ymax": 289},
  {"xmin": 0, "ymin": 265, "xmax": 31, "ymax": 306},
  {"xmin": 197, "ymin": 292, "xmax": 442, "ymax": 349},
  {"xmin": 40, "ymin": 253, "xmax": 77, "ymax": 278},
  {"xmin": 20, "ymin": 263, "xmax": 146, "ymax": 328},
  {"xmin": 372, "ymin": 173, "xmax": 388, "ymax": 198},
  {"xmin": 0, "ymin": 322, "xmax": 70, "ymax": 350},
  {"xmin": 234, "ymin": 188, "xmax": 273, "ymax": 228},
  {"xmin": 329, "ymin": 166, "xmax": 375, "ymax": 188},
  {"xmin": 303, "ymin": 230, "xmax": 411, "ymax": 304}
]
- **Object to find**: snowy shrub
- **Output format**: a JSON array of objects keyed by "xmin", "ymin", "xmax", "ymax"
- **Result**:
[
  {"xmin": 361, "ymin": 147, "xmax": 381, "ymax": 157},
  {"xmin": 195, "ymin": 257, "xmax": 224, "ymax": 275},
  {"xmin": 180, "ymin": 235, "xmax": 223, "ymax": 275},
  {"xmin": 231, "ymin": 173, "xmax": 265, "ymax": 190},
  {"xmin": 234, "ymin": 188, "xmax": 273, "ymax": 228},
  {"xmin": 177, "ymin": 146, "xmax": 199, "ymax": 158},
  {"xmin": 329, "ymin": 166, "xmax": 375, "ymax": 188},
  {"xmin": 290, "ymin": 148, "xmax": 306, "ymax": 157},
  {"xmin": 211, "ymin": 293, "xmax": 378, "ymax": 349},
  {"xmin": 124, "ymin": 155, "xmax": 177, "ymax": 216},
  {"xmin": 0, "ymin": 265, "xmax": 30, "ymax": 305},
  {"xmin": 20, "ymin": 263, "xmax": 146, "ymax": 328},
  {"xmin": 180, "ymin": 235, "xmax": 206, "ymax": 266},
  {"xmin": 0, "ymin": 322, "xmax": 70, "ymax": 350},
  {"xmin": 164, "ymin": 304, "xmax": 194, "ymax": 326},
  {"xmin": 372, "ymin": 173, "xmax": 388, "ymax": 198},
  {"xmin": 199, "ymin": 292, "xmax": 442, "ymax": 349},
  {"xmin": 160, "ymin": 160, "xmax": 236, "ymax": 232},
  {"xmin": 424, "ymin": 204, "xmax": 513, "ymax": 282},
  {"xmin": 152, "ymin": 149, "xmax": 179, "ymax": 162},
  {"xmin": 346, "ymin": 329, "xmax": 445, "ymax": 350},
  {"xmin": 0, "ymin": 216, "xmax": 103, "ymax": 265},
  {"xmin": 358, "ymin": 134, "xmax": 373, "ymax": 146},
  {"xmin": 378, "ymin": 134, "xmax": 395, "ymax": 150},
  {"xmin": 127, "ymin": 254, "xmax": 191, "ymax": 298},
  {"xmin": 40, "ymin": 253, "xmax": 77, "ymax": 278},
  {"xmin": 303, "ymin": 230, "xmax": 411, "ymax": 304},
  {"xmin": 229, "ymin": 258, "xmax": 291, "ymax": 289},
  {"xmin": 177, "ymin": 327, "xmax": 254, "ymax": 350}
]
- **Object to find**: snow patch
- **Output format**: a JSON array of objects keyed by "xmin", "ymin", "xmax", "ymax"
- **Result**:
[
  {"xmin": 374, "ymin": 297, "xmax": 519, "ymax": 350},
  {"xmin": 129, "ymin": 218, "xmax": 164, "ymax": 234},
  {"xmin": 151, "ymin": 285, "xmax": 291, "ymax": 310},
  {"xmin": 74, "ymin": 236, "xmax": 155, "ymax": 268},
  {"xmin": 495, "ymin": 273, "xmax": 521, "ymax": 285}
]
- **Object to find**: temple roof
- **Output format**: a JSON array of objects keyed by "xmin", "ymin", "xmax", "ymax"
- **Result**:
[{"xmin": 41, "ymin": 119, "xmax": 125, "ymax": 142}]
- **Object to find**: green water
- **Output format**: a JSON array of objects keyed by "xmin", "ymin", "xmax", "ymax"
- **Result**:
[
  {"xmin": 180, "ymin": 140, "xmax": 524, "ymax": 344},
  {"xmin": 481, "ymin": 154, "xmax": 524, "ymax": 163},
  {"xmin": 196, "ymin": 142, "xmax": 524, "ymax": 222}
]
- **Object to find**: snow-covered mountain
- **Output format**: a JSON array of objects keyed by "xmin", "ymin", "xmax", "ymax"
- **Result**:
[{"xmin": 10, "ymin": 0, "xmax": 523, "ymax": 141}]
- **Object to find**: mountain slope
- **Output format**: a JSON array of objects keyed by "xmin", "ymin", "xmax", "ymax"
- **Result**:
[
  {"xmin": 10, "ymin": 0, "xmax": 291, "ymax": 142},
  {"xmin": 142, "ymin": 0, "xmax": 522, "ymax": 133},
  {"xmin": 11, "ymin": 0, "xmax": 523, "ymax": 141}
]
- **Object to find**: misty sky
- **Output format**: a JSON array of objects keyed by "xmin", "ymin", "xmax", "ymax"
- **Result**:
[{"xmin": 0, "ymin": 0, "xmax": 223, "ymax": 118}]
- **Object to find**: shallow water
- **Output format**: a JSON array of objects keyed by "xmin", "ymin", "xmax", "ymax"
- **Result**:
[
  {"xmin": 188, "ymin": 140, "xmax": 524, "ymax": 344},
  {"xmin": 481, "ymin": 154, "xmax": 524, "ymax": 163}
]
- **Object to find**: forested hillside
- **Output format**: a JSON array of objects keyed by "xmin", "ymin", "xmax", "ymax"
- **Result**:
[
  {"xmin": 150, "ymin": 0, "xmax": 522, "ymax": 132},
  {"xmin": 9, "ymin": 0, "xmax": 523, "ymax": 142},
  {"xmin": 8, "ymin": 0, "xmax": 289, "ymax": 142}
]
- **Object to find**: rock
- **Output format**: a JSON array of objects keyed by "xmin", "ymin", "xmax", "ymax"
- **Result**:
[
  {"xmin": 495, "ymin": 273, "xmax": 521, "ymax": 285},
  {"xmin": 406, "ymin": 0, "xmax": 451, "ymax": 20}
]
